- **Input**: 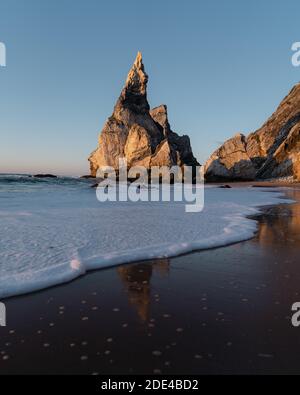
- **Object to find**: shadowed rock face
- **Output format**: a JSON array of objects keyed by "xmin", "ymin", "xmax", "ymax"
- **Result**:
[
  {"xmin": 205, "ymin": 83, "xmax": 300, "ymax": 181},
  {"xmin": 89, "ymin": 52, "xmax": 199, "ymax": 176}
]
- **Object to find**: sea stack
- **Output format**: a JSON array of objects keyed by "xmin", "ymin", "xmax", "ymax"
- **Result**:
[
  {"xmin": 204, "ymin": 83, "xmax": 300, "ymax": 181},
  {"xmin": 89, "ymin": 52, "xmax": 199, "ymax": 176}
]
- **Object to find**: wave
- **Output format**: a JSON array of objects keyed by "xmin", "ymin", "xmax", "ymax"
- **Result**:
[
  {"xmin": 0, "ymin": 174, "xmax": 92, "ymax": 186},
  {"xmin": 0, "ymin": 185, "xmax": 294, "ymax": 299}
]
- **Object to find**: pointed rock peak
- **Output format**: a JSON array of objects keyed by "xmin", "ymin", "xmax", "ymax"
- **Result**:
[
  {"xmin": 134, "ymin": 51, "xmax": 143, "ymax": 68},
  {"xmin": 125, "ymin": 51, "xmax": 148, "ymax": 95}
]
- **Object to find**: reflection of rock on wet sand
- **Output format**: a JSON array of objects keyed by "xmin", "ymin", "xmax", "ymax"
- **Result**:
[
  {"xmin": 117, "ymin": 259, "xmax": 170, "ymax": 322},
  {"xmin": 256, "ymin": 189, "xmax": 300, "ymax": 248}
]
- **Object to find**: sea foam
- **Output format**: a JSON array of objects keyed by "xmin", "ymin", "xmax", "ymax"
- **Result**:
[{"xmin": 0, "ymin": 176, "xmax": 293, "ymax": 298}]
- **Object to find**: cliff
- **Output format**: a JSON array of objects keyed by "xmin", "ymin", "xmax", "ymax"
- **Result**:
[{"xmin": 205, "ymin": 83, "xmax": 300, "ymax": 181}]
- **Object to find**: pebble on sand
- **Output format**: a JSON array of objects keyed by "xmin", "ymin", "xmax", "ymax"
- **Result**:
[{"xmin": 152, "ymin": 350, "xmax": 162, "ymax": 356}]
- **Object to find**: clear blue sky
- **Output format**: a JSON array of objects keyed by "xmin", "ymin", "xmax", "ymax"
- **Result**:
[{"xmin": 1, "ymin": 0, "xmax": 300, "ymax": 175}]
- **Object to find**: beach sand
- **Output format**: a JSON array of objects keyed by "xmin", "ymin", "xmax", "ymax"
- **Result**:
[{"xmin": 1, "ymin": 185, "xmax": 300, "ymax": 375}]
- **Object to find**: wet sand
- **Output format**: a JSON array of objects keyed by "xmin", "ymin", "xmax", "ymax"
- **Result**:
[{"xmin": 1, "ymin": 186, "xmax": 300, "ymax": 375}]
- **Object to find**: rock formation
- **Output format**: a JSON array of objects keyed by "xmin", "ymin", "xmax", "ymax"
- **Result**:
[
  {"xmin": 205, "ymin": 83, "xmax": 300, "ymax": 181},
  {"xmin": 204, "ymin": 133, "xmax": 257, "ymax": 181},
  {"xmin": 89, "ymin": 52, "xmax": 199, "ymax": 176},
  {"xmin": 33, "ymin": 174, "xmax": 57, "ymax": 179}
]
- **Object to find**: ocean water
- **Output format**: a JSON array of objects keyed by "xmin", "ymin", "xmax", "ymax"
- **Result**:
[{"xmin": 0, "ymin": 174, "xmax": 292, "ymax": 299}]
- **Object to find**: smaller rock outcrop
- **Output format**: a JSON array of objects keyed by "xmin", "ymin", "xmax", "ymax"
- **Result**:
[
  {"xmin": 80, "ymin": 175, "xmax": 96, "ymax": 179},
  {"xmin": 33, "ymin": 174, "xmax": 58, "ymax": 179},
  {"xmin": 204, "ymin": 133, "xmax": 256, "ymax": 181}
]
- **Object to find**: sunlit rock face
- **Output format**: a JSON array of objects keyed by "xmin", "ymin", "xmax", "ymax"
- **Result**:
[
  {"xmin": 205, "ymin": 83, "xmax": 300, "ymax": 182},
  {"xmin": 204, "ymin": 133, "xmax": 257, "ymax": 182},
  {"xmin": 89, "ymin": 52, "xmax": 199, "ymax": 176}
]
